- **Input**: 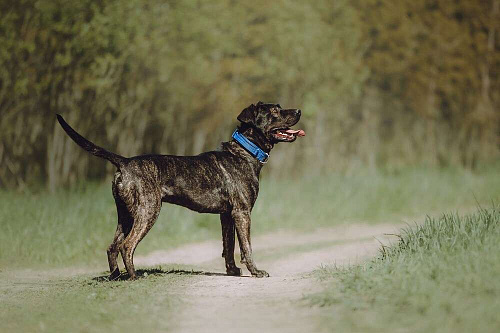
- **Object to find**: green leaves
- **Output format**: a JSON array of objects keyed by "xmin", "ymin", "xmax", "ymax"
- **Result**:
[{"xmin": 0, "ymin": 0, "xmax": 498, "ymax": 188}]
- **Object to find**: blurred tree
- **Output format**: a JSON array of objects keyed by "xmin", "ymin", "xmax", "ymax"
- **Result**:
[{"xmin": 0, "ymin": 0, "xmax": 498, "ymax": 189}]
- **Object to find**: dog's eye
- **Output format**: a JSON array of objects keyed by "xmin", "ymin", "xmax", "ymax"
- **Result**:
[{"xmin": 270, "ymin": 108, "xmax": 279, "ymax": 117}]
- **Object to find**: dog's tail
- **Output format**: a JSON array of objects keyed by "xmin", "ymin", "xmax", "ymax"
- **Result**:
[{"xmin": 56, "ymin": 114, "xmax": 127, "ymax": 167}]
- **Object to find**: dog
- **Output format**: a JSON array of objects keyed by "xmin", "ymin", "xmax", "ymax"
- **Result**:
[{"xmin": 57, "ymin": 102, "xmax": 305, "ymax": 280}]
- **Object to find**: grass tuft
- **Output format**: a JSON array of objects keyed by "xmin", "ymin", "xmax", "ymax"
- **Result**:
[{"xmin": 311, "ymin": 206, "xmax": 500, "ymax": 333}]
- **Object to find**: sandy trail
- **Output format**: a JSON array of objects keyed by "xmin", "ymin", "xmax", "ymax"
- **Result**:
[{"xmin": 135, "ymin": 223, "xmax": 402, "ymax": 333}]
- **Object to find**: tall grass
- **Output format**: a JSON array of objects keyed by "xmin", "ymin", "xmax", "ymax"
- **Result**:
[
  {"xmin": 312, "ymin": 206, "xmax": 500, "ymax": 333},
  {"xmin": 1, "ymin": 164, "xmax": 499, "ymax": 269}
]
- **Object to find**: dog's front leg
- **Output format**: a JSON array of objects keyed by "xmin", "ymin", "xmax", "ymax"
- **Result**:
[
  {"xmin": 220, "ymin": 213, "xmax": 242, "ymax": 276},
  {"xmin": 232, "ymin": 211, "xmax": 269, "ymax": 278}
]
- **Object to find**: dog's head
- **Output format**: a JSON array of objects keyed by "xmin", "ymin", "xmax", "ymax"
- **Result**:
[{"xmin": 237, "ymin": 101, "xmax": 305, "ymax": 145}]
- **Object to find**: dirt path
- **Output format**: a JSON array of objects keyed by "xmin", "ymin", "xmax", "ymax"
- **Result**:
[
  {"xmin": 0, "ymin": 223, "xmax": 403, "ymax": 332},
  {"xmin": 135, "ymin": 223, "xmax": 402, "ymax": 333}
]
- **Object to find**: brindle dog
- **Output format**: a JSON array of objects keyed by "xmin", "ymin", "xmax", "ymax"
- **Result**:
[{"xmin": 57, "ymin": 102, "xmax": 305, "ymax": 280}]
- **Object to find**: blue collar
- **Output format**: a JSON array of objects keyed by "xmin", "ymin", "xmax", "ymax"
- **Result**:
[{"xmin": 232, "ymin": 129, "xmax": 269, "ymax": 163}]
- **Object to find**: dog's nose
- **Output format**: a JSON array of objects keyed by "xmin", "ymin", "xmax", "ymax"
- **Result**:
[{"xmin": 296, "ymin": 109, "xmax": 301, "ymax": 117}]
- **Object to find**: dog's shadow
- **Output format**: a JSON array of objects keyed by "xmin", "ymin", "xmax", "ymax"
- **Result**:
[{"xmin": 92, "ymin": 267, "xmax": 228, "ymax": 282}]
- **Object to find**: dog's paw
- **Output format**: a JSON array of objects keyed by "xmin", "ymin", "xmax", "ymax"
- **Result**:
[
  {"xmin": 251, "ymin": 269, "xmax": 270, "ymax": 278},
  {"xmin": 109, "ymin": 269, "xmax": 121, "ymax": 281},
  {"xmin": 226, "ymin": 266, "xmax": 242, "ymax": 276}
]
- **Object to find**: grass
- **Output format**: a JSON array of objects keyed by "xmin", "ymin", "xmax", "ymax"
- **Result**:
[
  {"xmin": 0, "ymin": 267, "xmax": 195, "ymax": 333},
  {"xmin": 311, "ymin": 206, "xmax": 500, "ymax": 333},
  {"xmin": 1, "ymin": 164, "xmax": 499, "ymax": 268}
]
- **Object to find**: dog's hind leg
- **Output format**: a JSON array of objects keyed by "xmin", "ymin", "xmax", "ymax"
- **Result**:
[
  {"xmin": 119, "ymin": 189, "xmax": 161, "ymax": 280},
  {"xmin": 220, "ymin": 213, "xmax": 241, "ymax": 276},
  {"xmin": 107, "ymin": 224, "xmax": 124, "ymax": 280},
  {"xmin": 108, "ymin": 176, "xmax": 134, "ymax": 280},
  {"xmin": 107, "ymin": 205, "xmax": 134, "ymax": 280}
]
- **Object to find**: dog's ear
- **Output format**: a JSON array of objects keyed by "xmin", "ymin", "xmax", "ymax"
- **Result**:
[
  {"xmin": 257, "ymin": 101, "xmax": 264, "ymax": 106},
  {"xmin": 237, "ymin": 104, "xmax": 256, "ymax": 124}
]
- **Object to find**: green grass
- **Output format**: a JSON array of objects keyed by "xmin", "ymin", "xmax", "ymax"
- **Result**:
[
  {"xmin": 0, "ymin": 267, "xmax": 193, "ymax": 333},
  {"xmin": 311, "ymin": 206, "xmax": 500, "ymax": 333},
  {"xmin": 1, "ymin": 164, "xmax": 499, "ymax": 268}
]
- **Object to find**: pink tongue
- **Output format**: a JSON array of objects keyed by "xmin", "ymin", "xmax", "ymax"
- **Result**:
[{"xmin": 285, "ymin": 129, "xmax": 306, "ymax": 137}]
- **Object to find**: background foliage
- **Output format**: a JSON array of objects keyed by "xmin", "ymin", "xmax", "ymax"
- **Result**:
[{"xmin": 1, "ymin": 0, "xmax": 499, "ymax": 189}]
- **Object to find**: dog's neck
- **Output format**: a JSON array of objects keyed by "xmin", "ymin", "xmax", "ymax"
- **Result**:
[
  {"xmin": 220, "ymin": 125, "xmax": 273, "ymax": 171},
  {"xmin": 237, "ymin": 124, "xmax": 274, "ymax": 154}
]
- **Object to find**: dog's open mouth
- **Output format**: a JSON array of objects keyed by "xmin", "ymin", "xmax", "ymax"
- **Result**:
[{"xmin": 272, "ymin": 128, "xmax": 306, "ymax": 142}]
